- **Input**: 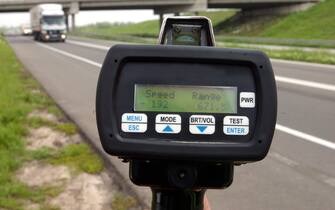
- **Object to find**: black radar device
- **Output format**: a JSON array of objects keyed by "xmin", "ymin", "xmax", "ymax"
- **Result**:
[{"xmin": 96, "ymin": 17, "xmax": 277, "ymax": 210}]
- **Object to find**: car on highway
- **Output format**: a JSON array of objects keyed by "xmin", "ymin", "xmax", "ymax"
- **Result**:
[{"xmin": 20, "ymin": 24, "xmax": 32, "ymax": 36}]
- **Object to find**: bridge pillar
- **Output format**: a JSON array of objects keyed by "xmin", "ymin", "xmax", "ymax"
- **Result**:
[
  {"xmin": 68, "ymin": 2, "xmax": 79, "ymax": 31},
  {"xmin": 71, "ymin": 14, "xmax": 76, "ymax": 31},
  {"xmin": 64, "ymin": 10, "xmax": 70, "ymax": 32}
]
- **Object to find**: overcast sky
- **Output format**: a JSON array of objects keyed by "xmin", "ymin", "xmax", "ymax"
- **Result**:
[{"xmin": 0, "ymin": 10, "xmax": 158, "ymax": 27}]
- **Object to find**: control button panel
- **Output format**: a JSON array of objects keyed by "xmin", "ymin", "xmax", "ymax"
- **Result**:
[
  {"xmin": 223, "ymin": 116, "xmax": 249, "ymax": 135},
  {"xmin": 189, "ymin": 115, "xmax": 215, "ymax": 135},
  {"xmin": 121, "ymin": 113, "xmax": 147, "ymax": 133},
  {"xmin": 155, "ymin": 114, "xmax": 181, "ymax": 134},
  {"xmin": 240, "ymin": 92, "xmax": 255, "ymax": 108},
  {"xmin": 121, "ymin": 113, "xmax": 251, "ymax": 137}
]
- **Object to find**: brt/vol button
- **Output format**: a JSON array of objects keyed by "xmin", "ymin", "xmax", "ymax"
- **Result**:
[{"xmin": 189, "ymin": 115, "xmax": 215, "ymax": 135}]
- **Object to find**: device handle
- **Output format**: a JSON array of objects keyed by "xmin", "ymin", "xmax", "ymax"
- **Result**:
[{"xmin": 151, "ymin": 188, "xmax": 206, "ymax": 210}]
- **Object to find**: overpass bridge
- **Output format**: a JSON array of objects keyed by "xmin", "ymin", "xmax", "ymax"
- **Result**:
[
  {"xmin": 0, "ymin": 0, "xmax": 320, "ymax": 12},
  {"xmin": 0, "ymin": 0, "xmax": 320, "ymax": 29}
]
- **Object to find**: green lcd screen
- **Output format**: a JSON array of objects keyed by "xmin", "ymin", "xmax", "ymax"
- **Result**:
[{"xmin": 134, "ymin": 85, "xmax": 237, "ymax": 114}]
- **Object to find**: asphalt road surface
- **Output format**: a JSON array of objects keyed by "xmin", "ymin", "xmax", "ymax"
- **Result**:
[{"xmin": 7, "ymin": 36, "xmax": 335, "ymax": 210}]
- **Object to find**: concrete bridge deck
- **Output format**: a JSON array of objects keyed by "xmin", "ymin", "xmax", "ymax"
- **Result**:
[{"xmin": 0, "ymin": 0, "xmax": 320, "ymax": 12}]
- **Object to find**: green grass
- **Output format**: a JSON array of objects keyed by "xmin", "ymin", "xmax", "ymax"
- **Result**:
[
  {"xmin": 197, "ymin": 10, "xmax": 237, "ymax": 27},
  {"xmin": 261, "ymin": 0, "xmax": 335, "ymax": 39},
  {"xmin": 73, "ymin": 4, "xmax": 335, "ymax": 64},
  {"xmin": 74, "ymin": 0, "xmax": 335, "ymax": 49},
  {"xmin": 73, "ymin": 20, "xmax": 159, "ymax": 40},
  {"xmin": 0, "ymin": 36, "xmax": 104, "ymax": 209},
  {"xmin": 29, "ymin": 147, "xmax": 56, "ymax": 160},
  {"xmin": 33, "ymin": 144, "xmax": 104, "ymax": 174},
  {"xmin": 221, "ymin": 43, "xmax": 335, "ymax": 65},
  {"xmin": 72, "ymin": 10, "xmax": 236, "ymax": 43},
  {"xmin": 0, "ymin": 35, "xmax": 40, "ymax": 210},
  {"xmin": 215, "ymin": 13, "xmax": 282, "ymax": 36},
  {"xmin": 55, "ymin": 123, "xmax": 77, "ymax": 135},
  {"xmin": 26, "ymin": 140, "xmax": 103, "ymax": 174},
  {"xmin": 111, "ymin": 193, "xmax": 138, "ymax": 210},
  {"xmin": 215, "ymin": 36, "xmax": 335, "ymax": 49},
  {"xmin": 213, "ymin": 0, "xmax": 335, "ymax": 40},
  {"xmin": 27, "ymin": 116, "xmax": 78, "ymax": 136},
  {"xmin": 48, "ymin": 144, "xmax": 104, "ymax": 174}
]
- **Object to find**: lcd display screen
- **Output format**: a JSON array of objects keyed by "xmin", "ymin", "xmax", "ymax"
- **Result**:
[{"xmin": 134, "ymin": 85, "xmax": 237, "ymax": 113}]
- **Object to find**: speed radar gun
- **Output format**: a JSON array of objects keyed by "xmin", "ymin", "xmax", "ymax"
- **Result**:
[{"xmin": 96, "ymin": 17, "xmax": 277, "ymax": 210}]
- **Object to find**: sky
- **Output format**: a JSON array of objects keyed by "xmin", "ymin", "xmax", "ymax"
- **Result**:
[{"xmin": 0, "ymin": 10, "xmax": 158, "ymax": 27}]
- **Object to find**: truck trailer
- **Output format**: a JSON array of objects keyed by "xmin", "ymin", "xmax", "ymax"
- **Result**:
[{"xmin": 30, "ymin": 4, "xmax": 67, "ymax": 42}]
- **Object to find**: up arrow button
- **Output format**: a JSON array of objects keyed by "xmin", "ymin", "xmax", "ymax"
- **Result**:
[
  {"xmin": 155, "ymin": 114, "xmax": 181, "ymax": 134},
  {"xmin": 163, "ymin": 125, "xmax": 174, "ymax": 132}
]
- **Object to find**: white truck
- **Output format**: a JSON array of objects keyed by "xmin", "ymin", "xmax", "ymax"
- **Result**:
[{"xmin": 30, "ymin": 4, "xmax": 67, "ymax": 42}]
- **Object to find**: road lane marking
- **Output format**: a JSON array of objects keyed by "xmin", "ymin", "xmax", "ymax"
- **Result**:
[
  {"xmin": 36, "ymin": 43, "xmax": 335, "ymax": 151},
  {"xmin": 271, "ymin": 58, "xmax": 335, "ymax": 70},
  {"xmin": 36, "ymin": 42, "xmax": 102, "ymax": 68},
  {"xmin": 276, "ymin": 124, "xmax": 335, "ymax": 150},
  {"xmin": 66, "ymin": 39, "xmax": 110, "ymax": 51},
  {"xmin": 276, "ymin": 76, "xmax": 335, "ymax": 92},
  {"xmin": 269, "ymin": 152, "xmax": 299, "ymax": 167},
  {"xmin": 270, "ymin": 152, "xmax": 335, "ymax": 188},
  {"xmin": 67, "ymin": 39, "xmax": 335, "ymax": 93}
]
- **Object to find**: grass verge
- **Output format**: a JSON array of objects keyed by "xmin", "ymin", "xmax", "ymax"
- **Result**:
[
  {"xmin": 71, "ymin": 10, "xmax": 236, "ymax": 44},
  {"xmin": 0, "ymin": 35, "xmax": 103, "ymax": 209},
  {"xmin": 111, "ymin": 193, "xmax": 138, "ymax": 210},
  {"xmin": 260, "ymin": 0, "xmax": 335, "ymax": 40},
  {"xmin": 71, "ymin": 20, "xmax": 159, "ymax": 41},
  {"xmin": 221, "ymin": 43, "xmax": 335, "ymax": 65},
  {"xmin": 73, "ymin": 0, "xmax": 335, "ymax": 48},
  {"xmin": 0, "ymin": 35, "xmax": 62, "ymax": 210},
  {"xmin": 27, "ymin": 116, "xmax": 77, "ymax": 136},
  {"xmin": 215, "ymin": 36, "xmax": 335, "ymax": 49},
  {"xmin": 28, "ymin": 143, "xmax": 104, "ymax": 174}
]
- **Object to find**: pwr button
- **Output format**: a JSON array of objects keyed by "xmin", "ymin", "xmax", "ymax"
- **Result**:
[{"xmin": 240, "ymin": 92, "xmax": 255, "ymax": 108}]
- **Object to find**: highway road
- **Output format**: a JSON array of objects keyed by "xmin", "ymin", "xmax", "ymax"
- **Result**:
[{"xmin": 7, "ymin": 36, "xmax": 335, "ymax": 210}]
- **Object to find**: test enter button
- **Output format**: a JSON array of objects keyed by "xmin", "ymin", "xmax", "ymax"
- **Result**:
[{"xmin": 223, "ymin": 126, "xmax": 249, "ymax": 136}]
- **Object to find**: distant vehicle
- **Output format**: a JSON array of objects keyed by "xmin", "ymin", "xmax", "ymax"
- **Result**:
[
  {"xmin": 21, "ymin": 24, "xmax": 32, "ymax": 36},
  {"xmin": 30, "ymin": 4, "xmax": 67, "ymax": 42}
]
